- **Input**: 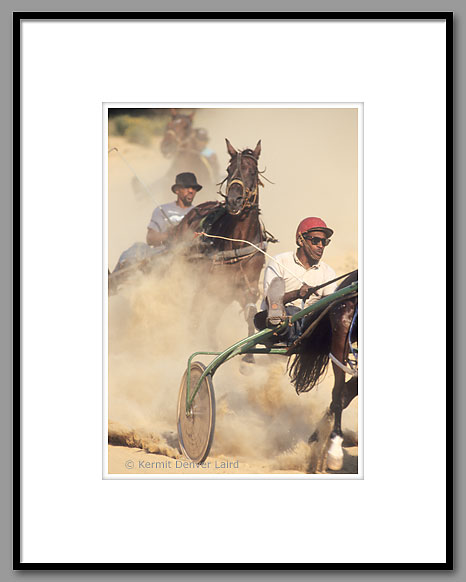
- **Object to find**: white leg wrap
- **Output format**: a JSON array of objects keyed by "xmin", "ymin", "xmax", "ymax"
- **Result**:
[{"xmin": 327, "ymin": 435, "xmax": 344, "ymax": 471}]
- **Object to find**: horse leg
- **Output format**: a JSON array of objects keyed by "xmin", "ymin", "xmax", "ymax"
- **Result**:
[
  {"xmin": 326, "ymin": 367, "xmax": 347, "ymax": 470},
  {"xmin": 326, "ymin": 301, "xmax": 356, "ymax": 471},
  {"xmin": 235, "ymin": 284, "xmax": 260, "ymax": 366},
  {"xmin": 188, "ymin": 271, "xmax": 212, "ymax": 339},
  {"xmin": 307, "ymin": 408, "xmax": 335, "ymax": 473},
  {"xmin": 203, "ymin": 300, "xmax": 224, "ymax": 350},
  {"xmin": 240, "ymin": 300, "xmax": 258, "ymax": 364},
  {"xmin": 306, "ymin": 370, "xmax": 349, "ymax": 474},
  {"xmin": 307, "ymin": 375, "xmax": 358, "ymax": 474},
  {"xmin": 342, "ymin": 376, "xmax": 358, "ymax": 409},
  {"xmin": 341, "ymin": 377, "xmax": 358, "ymax": 451}
]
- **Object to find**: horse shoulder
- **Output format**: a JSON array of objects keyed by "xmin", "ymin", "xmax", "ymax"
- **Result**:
[{"xmin": 174, "ymin": 201, "xmax": 223, "ymax": 236}]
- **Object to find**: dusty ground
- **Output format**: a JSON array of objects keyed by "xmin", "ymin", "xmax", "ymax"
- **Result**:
[
  {"xmin": 107, "ymin": 108, "xmax": 358, "ymax": 476},
  {"xmin": 108, "ymin": 444, "xmax": 358, "ymax": 475},
  {"xmin": 107, "ymin": 353, "xmax": 358, "ymax": 476}
]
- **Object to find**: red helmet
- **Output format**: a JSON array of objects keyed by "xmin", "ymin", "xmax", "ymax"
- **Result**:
[{"xmin": 296, "ymin": 217, "xmax": 334, "ymax": 242}]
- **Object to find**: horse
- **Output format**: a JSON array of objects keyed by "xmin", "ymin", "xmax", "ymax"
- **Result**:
[
  {"xmin": 133, "ymin": 109, "xmax": 219, "ymax": 200},
  {"xmin": 287, "ymin": 270, "xmax": 358, "ymax": 473},
  {"xmin": 160, "ymin": 109, "xmax": 194, "ymax": 159},
  {"xmin": 172, "ymin": 138, "xmax": 273, "ymax": 358}
]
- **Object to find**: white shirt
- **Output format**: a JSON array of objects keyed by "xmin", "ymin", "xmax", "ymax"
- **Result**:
[
  {"xmin": 262, "ymin": 251, "xmax": 337, "ymax": 310},
  {"xmin": 147, "ymin": 201, "xmax": 192, "ymax": 233}
]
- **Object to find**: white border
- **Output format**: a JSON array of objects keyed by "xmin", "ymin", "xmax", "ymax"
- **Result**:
[
  {"xmin": 103, "ymin": 101, "xmax": 363, "ymax": 481},
  {"xmin": 21, "ymin": 19, "xmax": 447, "ymax": 564}
]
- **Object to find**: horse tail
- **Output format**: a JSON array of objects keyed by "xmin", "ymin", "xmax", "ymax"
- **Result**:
[{"xmin": 287, "ymin": 310, "xmax": 333, "ymax": 395}]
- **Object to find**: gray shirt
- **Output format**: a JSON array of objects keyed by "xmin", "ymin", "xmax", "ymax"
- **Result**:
[{"xmin": 147, "ymin": 201, "xmax": 193, "ymax": 233}]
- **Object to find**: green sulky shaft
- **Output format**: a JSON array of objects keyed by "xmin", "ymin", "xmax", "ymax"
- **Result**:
[{"xmin": 185, "ymin": 281, "xmax": 358, "ymax": 412}]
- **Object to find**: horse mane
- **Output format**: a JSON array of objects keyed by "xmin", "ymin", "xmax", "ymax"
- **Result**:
[{"xmin": 287, "ymin": 308, "xmax": 332, "ymax": 394}]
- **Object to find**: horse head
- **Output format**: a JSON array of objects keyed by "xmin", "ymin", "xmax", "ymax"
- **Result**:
[
  {"xmin": 223, "ymin": 139, "xmax": 262, "ymax": 216},
  {"xmin": 161, "ymin": 109, "xmax": 194, "ymax": 158}
]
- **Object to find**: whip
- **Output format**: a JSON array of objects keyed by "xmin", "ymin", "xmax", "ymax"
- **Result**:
[
  {"xmin": 108, "ymin": 147, "xmax": 153, "ymax": 198},
  {"xmin": 108, "ymin": 146, "xmax": 174, "ymax": 225}
]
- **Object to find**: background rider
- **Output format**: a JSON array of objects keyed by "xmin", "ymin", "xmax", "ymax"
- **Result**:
[{"xmin": 192, "ymin": 128, "xmax": 220, "ymax": 183}]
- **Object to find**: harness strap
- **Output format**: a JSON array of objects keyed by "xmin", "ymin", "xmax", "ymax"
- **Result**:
[
  {"xmin": 329, "ymin": 353, "xmax": 358, "ymax": 377},
  {"xmin": 349, "ymin": 304, "xmax": 358, "ymax": 359},
  {"xmin": 212, "ymin": 241, "xmax": 268, "ymax": 261}
]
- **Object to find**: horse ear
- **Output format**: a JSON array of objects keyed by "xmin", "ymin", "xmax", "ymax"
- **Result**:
[
  {"xmin": 188, "ymin": 111, "xmax": 195, "ymax": 119},
  {"xmin": 225, "ymin": 138, "xmax": 237, "ymax": 158},
  {"xmin": 253, "ymin": 140, "xmax": 262, "ymax": 159},
  {"xmin": 170, "ymin": 108, "xmax": 177, "ymax": 117}
]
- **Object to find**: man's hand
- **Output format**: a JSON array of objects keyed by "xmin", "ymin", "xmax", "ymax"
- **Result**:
[
  {"xmin": 283, "ymin": 284, "xmax": 317, "ymax": 305},
  {"xmin": 298, "ymin": 284, "xmax": 317, "ymax": 300},
  {"xmin": 146, "ymin": 228, "xmax": 169, "ymax": 247}
]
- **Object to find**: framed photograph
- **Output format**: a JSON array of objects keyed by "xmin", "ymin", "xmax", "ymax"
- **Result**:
[
  {"xmin": 16, "ymin": 13, "xmax": 452, "ymax": 568},
  {"xmin": 106, "ymin": 103, "xmax": 360, "ymax": 479}
]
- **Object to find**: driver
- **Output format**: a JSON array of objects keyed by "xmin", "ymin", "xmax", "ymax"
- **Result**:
[
  {"xmin": 146, "ymin": 172, "xmax": 202, "ymax": 247},
  {"xmin": 255, "ymin": 217, "xmax": 338, "ymax": 339}
]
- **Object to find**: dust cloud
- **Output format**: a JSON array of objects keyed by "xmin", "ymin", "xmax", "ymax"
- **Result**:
[{"xmin": 107, "ymin": 107, "xmax": 358, "ymax": 474}]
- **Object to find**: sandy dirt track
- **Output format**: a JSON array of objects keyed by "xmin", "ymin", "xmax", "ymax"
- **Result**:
[
  {"xmin": 108, "ymin": 444, "xmax": 358, "ymax": 475},
  {"xmin": 107, "ymin": 108, "xmax": 358, "ymax": 476}
]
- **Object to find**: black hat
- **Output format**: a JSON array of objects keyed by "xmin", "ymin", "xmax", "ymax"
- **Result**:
[{"xmin": 171, "ymin": 172, "xmax": 203, "ymax": 193}]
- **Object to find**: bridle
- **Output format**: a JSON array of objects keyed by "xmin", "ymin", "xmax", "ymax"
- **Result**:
[{"xmin": 219, "ymin": 151, "xmax": 261, "ymax": 216}]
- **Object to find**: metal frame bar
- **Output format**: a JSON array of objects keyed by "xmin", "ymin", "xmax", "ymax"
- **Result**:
[{"xmin": 184, "ymin": 282, "xmax": 358, "ymax": 412}]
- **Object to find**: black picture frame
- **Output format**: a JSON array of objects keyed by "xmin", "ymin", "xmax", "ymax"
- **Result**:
[{"xmin": 14, "ymin": 11, "xmax": 453, "ymax": 571}]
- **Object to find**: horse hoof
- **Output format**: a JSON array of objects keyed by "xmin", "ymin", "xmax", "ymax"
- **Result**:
[{"xmin": 327, "ymin": 435, "xmax": 344, "ymax": 471}]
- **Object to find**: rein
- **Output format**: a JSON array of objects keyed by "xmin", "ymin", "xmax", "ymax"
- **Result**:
[
  {"xmin": 197, "ymin": 232, "xmax": 275, "ymax": 266},
  {"xmin": 329, "ymin": 353, "xmax": 358, "ymax": 377},
  {"xmin": 198, "ymin": 231, "xmax": 356, "ymax": 291}
]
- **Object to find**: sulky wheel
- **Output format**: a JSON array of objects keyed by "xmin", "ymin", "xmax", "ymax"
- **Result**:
[{"xmin": 177, "ymin": 361, "xmax": 216, "ymax": 464}]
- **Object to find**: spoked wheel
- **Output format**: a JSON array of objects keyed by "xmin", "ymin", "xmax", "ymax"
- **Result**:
[{"xmin": 177, "ymin": 361, "xmax": 216, "ymax": 464}]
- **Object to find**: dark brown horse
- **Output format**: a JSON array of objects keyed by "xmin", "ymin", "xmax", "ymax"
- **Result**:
[
  {"xmin": 156, "ymin": 110, "xmax": 218, "ymax": 196},
  {"xmin": 160, "ymin": 109, "xmax": 194, "ymax": 158},
  {"xmin": 172, "ymin": 138, "xmax": 272, "ymax": 355},
  {"xmin": 287, "ymin": 270, "xmax": 358, "ymax": 472}
]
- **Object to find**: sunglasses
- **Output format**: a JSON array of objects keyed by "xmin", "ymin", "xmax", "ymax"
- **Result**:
[{"xmin": 304, "ymin": 236, "xmax": 331, "ymax": 247}]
